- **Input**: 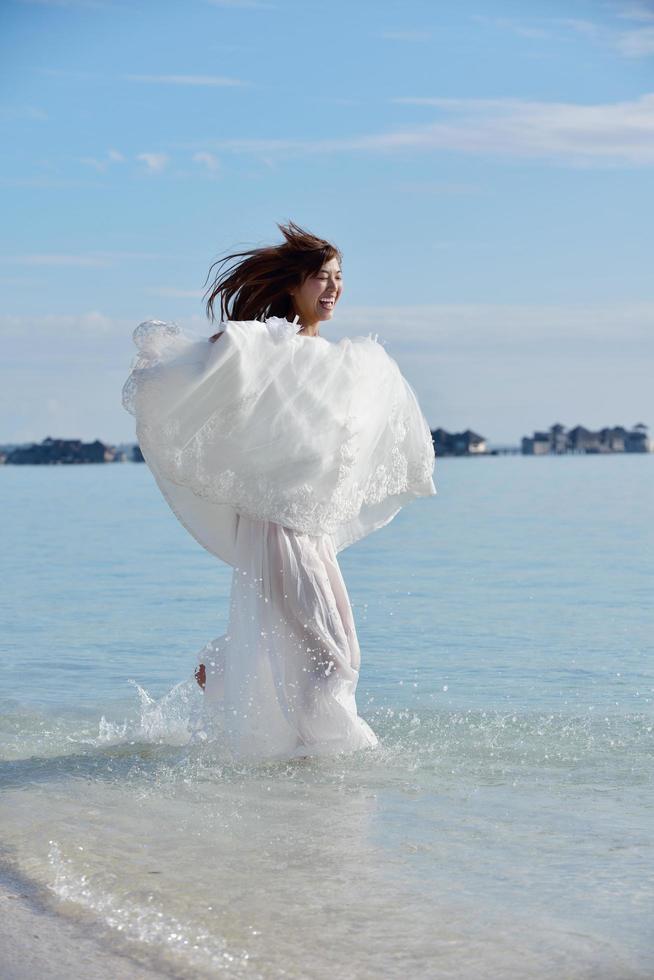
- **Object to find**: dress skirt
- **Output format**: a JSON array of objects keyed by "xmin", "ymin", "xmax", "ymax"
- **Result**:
[{"xmin": 196, "ymin": 513, "xmax": 379, "ymax": 761}]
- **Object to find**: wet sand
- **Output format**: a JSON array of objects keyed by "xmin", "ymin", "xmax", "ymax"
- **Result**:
[{"xmin": 0, "ymin": 874, "xmax": 165, "ymax": 980}]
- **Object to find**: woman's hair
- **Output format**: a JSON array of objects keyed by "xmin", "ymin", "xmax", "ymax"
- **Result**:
[{"xmin": 203, "ymin": 220, "xmax": 342, "ymax": 326}]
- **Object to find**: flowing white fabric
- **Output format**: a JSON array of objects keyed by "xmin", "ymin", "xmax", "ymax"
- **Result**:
[
  {"xmin": 122, "ymin": 315, "xmax": 436, "ymax": 760},
  {"xmin": 122, "ymin": 316, "xmax": 436, "ymax": 561},
  {"xmin": 196, "ymin": 514, "xmax": 378, "ymax": 760}
]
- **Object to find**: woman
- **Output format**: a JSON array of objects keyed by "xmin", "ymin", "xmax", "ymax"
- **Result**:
[{"xmin": 122, "ymin": 221, "xmax": 436, "ymax": 762}]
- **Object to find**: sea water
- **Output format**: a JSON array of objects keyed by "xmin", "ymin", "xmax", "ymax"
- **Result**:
[{"xmin": 0, "ymin": 455, "xmax": 652, "ymax": 979}]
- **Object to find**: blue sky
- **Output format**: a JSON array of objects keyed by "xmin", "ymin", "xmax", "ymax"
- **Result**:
[{"xmin": 1, "ymin": 0, "xmax": 653, "ymax": 445}]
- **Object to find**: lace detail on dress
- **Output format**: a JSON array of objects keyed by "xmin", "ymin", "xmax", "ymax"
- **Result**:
[
  {"xmin": 122, "ymin": 320, "xmax": 183, "ymax": 417},
  {"xmin": 137, "ymin": 381, "xmax": 434, "ymax": 536}
]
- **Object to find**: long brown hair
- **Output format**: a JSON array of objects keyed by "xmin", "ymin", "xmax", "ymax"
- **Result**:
[{"xmin": 203, "ymin": 221, "xmax": 342, "ymax": 327}]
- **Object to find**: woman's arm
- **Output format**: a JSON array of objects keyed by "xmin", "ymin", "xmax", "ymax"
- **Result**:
[{"xmin": 209, "ymin": 330, "xmax": 224, "ymax": 343}]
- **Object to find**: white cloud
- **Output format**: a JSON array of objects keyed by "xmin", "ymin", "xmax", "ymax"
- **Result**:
[
  {"xmin": 193, "ymin": 151, "xmax": 221, "ymax": 173},
  {"xmin": 388, "ymin": 93, "xmax": 654, "ymax": 165},
  {"xmin": 196, "ymin": 93, "xmax": 654, "ymax": 166},
  {"xmin": 469, "ymin": 15, "xmax": 552, "ymax": 40},
  {"xmin": 610, "ymin": 1, "xmax": 654, "ymax": 22},
  {"xmin": 616, "ymin": 25, "xmax": 654, "ymax": 54},
  {"xmin": 472, "ymin": 9, "xmax": 654, "ymax": 59},
  {"xmin": 125, "ymin": 74, "xmax": 246, "ymax": 87},
  {"xmin": 136, "ymin": 152, "xmax": 168, "ymax": 173},
  {"xmin": 560, "ymin": 14, "xmax": 654, "ymax": 56},
  {"xmin": 556, "ymin": 17, "xmax": 603, "ymax": 40},
  {"xmin": 80, "ymin": 148, "xmax": 125, "ymax": 172}
]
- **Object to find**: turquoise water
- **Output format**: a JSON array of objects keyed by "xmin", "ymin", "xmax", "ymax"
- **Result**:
[{"xmin": 0, "ymin": 456, "xmax": 652, "ymax": 978}]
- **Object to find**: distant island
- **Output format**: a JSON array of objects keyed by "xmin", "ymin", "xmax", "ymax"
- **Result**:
[
  {"xmin": 431, "ymin": 429, "xmax": 487, "ymax": 456},
  {"xmin": 0, "ymin": 423, "xmax": 650, "ymax": 465},
  {"xmin": 521, "ymin": 422, "xmax": 650, "ymax": 455},
  {"xmin": 0, "ymin": 436, "xmax": 143, "ymax": 465}
]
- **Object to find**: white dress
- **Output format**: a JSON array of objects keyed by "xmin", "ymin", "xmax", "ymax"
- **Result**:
[{"xmin": 123, "ymin": 315, "xmax": 436, "ymax": 761}]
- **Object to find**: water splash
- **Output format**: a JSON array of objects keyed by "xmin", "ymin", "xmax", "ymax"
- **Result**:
[{"xmin": 97, "ymin": 678, "xmax": 198, "ymax": 746}]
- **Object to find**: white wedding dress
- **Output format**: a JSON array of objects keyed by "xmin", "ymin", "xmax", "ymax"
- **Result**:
[{"xmin": 123, "ymin": 315, "xmax": 436, "ymax": 761}]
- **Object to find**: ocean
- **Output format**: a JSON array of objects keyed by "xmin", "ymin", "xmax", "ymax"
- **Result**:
[{"xmin": 0, "ymin": 454, "xmax": 652, "ymax": 979}]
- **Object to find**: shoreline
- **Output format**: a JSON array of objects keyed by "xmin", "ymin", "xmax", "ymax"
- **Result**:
[{"xmin": 0, "ymin": 868, "xmax": 166, "ymax": 980}]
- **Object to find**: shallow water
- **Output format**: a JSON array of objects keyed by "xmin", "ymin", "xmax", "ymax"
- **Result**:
[{"xmin": 1, "ymin": 456, "xmax": 652, "ymax": 978}]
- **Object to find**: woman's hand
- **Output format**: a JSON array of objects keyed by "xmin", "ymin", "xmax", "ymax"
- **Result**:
[
  {"xmin": 195, "ymin": 663, "xmax": 206, "ymax": 689},
  {"xmin": 208, "ymin": 330, "xmax": 224, "ymax": 343}
]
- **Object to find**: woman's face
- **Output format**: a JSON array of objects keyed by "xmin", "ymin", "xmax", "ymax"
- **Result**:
[{"xmin": 290, "ymin": 256, "xmax": 343, "ymax": 325}]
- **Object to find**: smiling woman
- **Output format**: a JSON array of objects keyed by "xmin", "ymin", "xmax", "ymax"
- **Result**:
[
  {"xmin": 203, "ymin": 220, "xmax": 343, "ymax": 338},
  {"xmin": 290, "ymin": 255, "xmax": 342, "ymax": 332},
  {"xmin": 122, "ymin": 221, "xmax": 436, "ymax": 762}
]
